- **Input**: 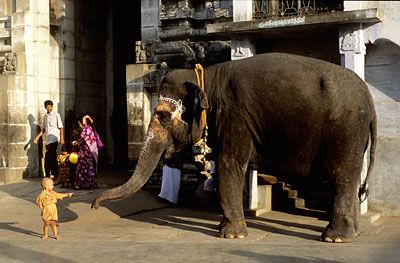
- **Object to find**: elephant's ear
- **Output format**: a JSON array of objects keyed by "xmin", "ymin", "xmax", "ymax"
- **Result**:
[{"xmin": 184, "ymin": 81, "xmax": 209, "ymax": 109}]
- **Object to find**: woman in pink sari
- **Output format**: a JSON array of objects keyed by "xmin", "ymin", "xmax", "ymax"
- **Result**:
[{"xmin": 73, "ymin": 115, "xmax": 98, "ymax": 189}]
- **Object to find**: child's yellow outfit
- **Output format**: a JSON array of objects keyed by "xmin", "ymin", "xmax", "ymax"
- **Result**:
[{"xmin": 36, "ymin": 190, "xmax": 65, "ymax": 221}]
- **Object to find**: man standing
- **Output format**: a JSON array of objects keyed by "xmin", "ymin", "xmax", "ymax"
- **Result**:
[{"xmin": 34, "ymin": 100, "xmax": 64, "ymax": 179}]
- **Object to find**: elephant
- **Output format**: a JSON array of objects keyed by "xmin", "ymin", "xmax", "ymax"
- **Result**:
[{"xmin": 92, "ymin": 53, "xmax": 376, "ymax": 242}]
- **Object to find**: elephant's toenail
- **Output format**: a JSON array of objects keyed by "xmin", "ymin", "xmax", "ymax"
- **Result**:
[
  {"xmin": 334, "ymin": 238, "xmax": 343, "ymax": 243},
  {"xmin": 237, "ymin": 234, "xmax": 246, "ymax": 239},
  {"xmin": 324, "ymin": 237, "xmax": 333, "ymax": 242},
  {"xmin": 226, "ymin": 234, "xmax": 235, "ymax": 239}
]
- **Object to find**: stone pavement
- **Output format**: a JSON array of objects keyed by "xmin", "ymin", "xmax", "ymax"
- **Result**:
[{"xmin": 0, "ymin": 171, "xmax": 399, "ymax": 263}]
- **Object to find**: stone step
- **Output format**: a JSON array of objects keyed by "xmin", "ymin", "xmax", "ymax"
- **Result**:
[
  {"xmin": 245, "ymin": 184, "xmax": 272, "ymax": 216},
  {"xmin": 359, "ymin": 211, "xmax": 382, "ymax": 224}
]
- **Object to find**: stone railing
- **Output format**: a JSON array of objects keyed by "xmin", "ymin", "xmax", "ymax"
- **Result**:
[
  {"xmin": 253, "ymin": 0, "xmax": 344, "ymax": 19},
  {"xmin": 160, "ymin": 0, "xmax": 232, "ymax": 21}
]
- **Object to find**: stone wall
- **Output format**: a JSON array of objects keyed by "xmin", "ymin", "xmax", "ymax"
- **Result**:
[
  {"xmin": 344, "ymin": 1, "xmax": 400, "ymax": 215},
  {"xmin": 365, "ymin": 38, "xmax": 400, "ymax": 215},
  {"xmin": 6, "ymin": 0, "xmax": 53, "ymax": 180},
  {"xmin": 0, "ymin": 0, "xmax": 77, "ymax": 182}
]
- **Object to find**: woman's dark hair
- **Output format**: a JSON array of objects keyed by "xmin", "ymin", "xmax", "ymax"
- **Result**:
[{"xmin": 44, "ymin": 100, "xmax": 53, "ymax": 107}]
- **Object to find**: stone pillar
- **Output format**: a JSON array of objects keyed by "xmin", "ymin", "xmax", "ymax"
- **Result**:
[
  {"xmin": 56, "ymin": 0, "xmax": 75, "ymax": 119},
  {"xmin": 0, "ymin": 0, "xmax": 55, "ymax": 181},
  {"xmin": 126, "ymin": 64, "xmax": 157, "ymax": 163},
  {"xmin": 141, "ymin": 0, "xmax": 159, "ymax": 41},
  {"xmin": 231, "ymin": 0, "xmax": 255, "ymax": 61},
  {"xmin": 105, "ymin": 0, "xmax": 114, "ymax": 164},
  {"xmin": 339, "ymin": 24, "xmax": 368, "ymax": 215},
  {"xmin": 339, "ymin": 24, "xmax": 366, "ymax": 80}
]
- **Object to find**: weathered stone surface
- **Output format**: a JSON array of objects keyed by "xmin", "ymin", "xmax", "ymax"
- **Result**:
[
  {"xmin": 127, "ymin": 124, "xmax": 145, "ymax": 142},
  {"xmin": 369, "ymin": 137, "xmax": 400, "ymax": 216},
  {"xmin": 0, "ymin": 168, "xmax": 24, "ymax": 183},
  {"xmin": 7, "ymin": 156, "xmax": 28, "ymax": 167},
  {"xmin": 7, "ymin": 106, "xmax": 27, "ymax": 124},
  {"xmin": 6, "ymin": 124, "xmax": 27, "ymax": 143}
]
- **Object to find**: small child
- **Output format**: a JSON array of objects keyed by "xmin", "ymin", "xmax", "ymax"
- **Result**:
[
  {"xmin": 36, "ymin": 178, "xmax": 73, "ymax": 240},
  {"xmin": 57, "ymin": 145, "xmax": 74, "ymax": 188}
]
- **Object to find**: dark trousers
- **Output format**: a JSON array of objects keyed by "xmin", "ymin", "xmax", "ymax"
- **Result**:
[{"xmin": 45, "ymin": 142, "xmax": 58, "ymax": 178}]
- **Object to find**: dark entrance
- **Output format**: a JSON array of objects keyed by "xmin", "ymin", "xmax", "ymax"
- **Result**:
[{"xmin": 112, "ymin": 0, "xmax": 141, "ymax": 169}]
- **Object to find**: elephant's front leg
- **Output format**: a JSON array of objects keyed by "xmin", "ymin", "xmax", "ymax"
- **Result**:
[{"xmin": 216, "ymin": 129, "xmax": 252, "ymax": 239}]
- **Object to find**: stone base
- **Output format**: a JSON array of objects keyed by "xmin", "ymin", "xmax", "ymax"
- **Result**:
[
  {"xmin": 0, "ymin": 167, "xmax": 25, "ymax": 184},
  {"xmin": 359, "ymin": 211, "xmax": 382, "ymax": 224}
]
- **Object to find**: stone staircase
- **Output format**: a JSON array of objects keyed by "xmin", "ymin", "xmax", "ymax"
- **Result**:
[{"xmin": 144, "ymin": 164, "xmax": 329, "ymax": 214}]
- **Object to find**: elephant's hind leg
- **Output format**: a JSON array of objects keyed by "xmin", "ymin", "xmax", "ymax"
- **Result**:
[
  {"xmin": 321, "ymin": 150, "xmax": 364, "ymax": 243},
  {"xmin": 216, "ymin": 125, "xmax": 253, "ymax": 239}
]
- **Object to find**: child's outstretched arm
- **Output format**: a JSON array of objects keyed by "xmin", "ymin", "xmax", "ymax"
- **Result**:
[{"xmin": 54, "ymin": 192, "xmax": 73, "ymax": 200}]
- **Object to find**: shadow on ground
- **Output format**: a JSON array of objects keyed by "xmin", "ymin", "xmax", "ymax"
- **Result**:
[
  {"xmin": 0, "ymin": 169, "xmax": 326, "ymax": 241},
  {"xmin": 0, "ymin": 241, "xmax": 77, "ymax": 263}
]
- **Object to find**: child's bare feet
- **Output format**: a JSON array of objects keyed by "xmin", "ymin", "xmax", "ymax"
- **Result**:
[
  {"xmin": 55, "ymin": 235, "xmax": 60, "ymax": 240},
  {"xmin": 41, "ymin": 235, "xmax": 48, "ymax": 240}
]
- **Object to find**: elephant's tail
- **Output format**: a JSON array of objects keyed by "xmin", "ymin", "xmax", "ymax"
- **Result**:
[{"xmin": 358, "ymin": 114, "xmax": 377, "ymax": 201}]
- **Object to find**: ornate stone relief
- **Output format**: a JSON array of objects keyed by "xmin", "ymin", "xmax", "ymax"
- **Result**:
[
  {"xmin": 135, "ymin": 41, "xmax": 156, "ymax": 64},
  {"xmin": 2, "ymin": 52, "xmax": 16, "ymax": 73},
  {"xmin": 339, "ymin": 29, "xmax": 366, "ymax": 54},
  {"xmin": 231, "ymin": 37, "xmax": 255, "ymax": 60}
]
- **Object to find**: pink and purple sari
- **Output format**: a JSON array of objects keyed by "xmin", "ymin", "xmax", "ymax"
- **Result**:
[{"xmin": 74, "ymin": 125, "xmax": 98, "ymax": 189}]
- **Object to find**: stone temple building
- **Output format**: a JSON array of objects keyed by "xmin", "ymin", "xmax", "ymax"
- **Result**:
[{"xmin": 0, "ymin": 1, "xmax": 399, "ymax": 216}]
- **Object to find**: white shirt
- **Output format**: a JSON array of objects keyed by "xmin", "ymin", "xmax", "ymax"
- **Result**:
[{"xmin": 41, "ymin": 111, "xmax": 63, "ymax": 145}]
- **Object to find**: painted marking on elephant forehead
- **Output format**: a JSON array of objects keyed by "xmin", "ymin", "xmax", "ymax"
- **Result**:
[{"xmin": 139, "ymin": 130, "xmax": 154, "ymax": 158}]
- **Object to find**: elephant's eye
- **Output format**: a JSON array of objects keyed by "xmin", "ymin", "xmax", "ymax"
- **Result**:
[{"xmin": 156, "ymin": 110, "xmax": 172, "ymax": 124}]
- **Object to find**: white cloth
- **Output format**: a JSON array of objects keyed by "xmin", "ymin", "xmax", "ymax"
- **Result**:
[
  {"xmin": 158, "ymin": 165, "xmax": 181, "ymax": 204},
  {"xmin": 204, "ymin": 161, "xmax": 216, "ymax": 192},
  {"xmin": 41, "ymin": 111, "xmax": 63, "ymax": 145}
]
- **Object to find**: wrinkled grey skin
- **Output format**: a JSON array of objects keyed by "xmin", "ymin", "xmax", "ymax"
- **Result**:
[{"xmin": 93, "ymin": 53, "xmax": 376, "ymax": 242}]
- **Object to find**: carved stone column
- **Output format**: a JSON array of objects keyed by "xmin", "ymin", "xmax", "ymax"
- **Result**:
[
  {"xmin": 231, "ymin": 0, "xmax": 255, "ymax": 61},
  {"xmin": 141, "ymin": 0, "xmax": 159, "ymax": 41},
  {"xmin": 339, "ymin": 24, "xmax": 368, "ymax": 215},
  {"xmin": 339, "ymin": 24, "xmax": 366, "ymax": 80}
]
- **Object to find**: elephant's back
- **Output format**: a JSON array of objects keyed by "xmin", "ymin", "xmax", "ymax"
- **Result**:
[{"xmin": 211, "ymin": 53, "xmax": 374, "ymax": 175}]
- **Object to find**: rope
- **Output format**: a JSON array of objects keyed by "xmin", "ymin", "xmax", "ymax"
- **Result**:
[
  {"xmin": 194, "ymin": 64, "xmax": 207, "ymax": 131},
  {"xmin": 193, "ymin": 64, "xmax": 212, "ymax": 179}
]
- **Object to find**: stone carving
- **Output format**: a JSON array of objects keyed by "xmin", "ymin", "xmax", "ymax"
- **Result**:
[
  {"xmin": 135, "ymin": 41, "xmax": 156, "ymax": 64},
  {"xmin": 231, "ymin": 38, "xmax": 254, "ymax": 60},
  {"xmin": 2, "ymin": 52, "xmax": 16, "ymax": 73},
  {"xmin": 190, "ymin": 42, "xmax": 206, "ymax": 63},
  {"xmin": 135, "ymin": 41, "xmax": 148, "ymax": 64},
  {"xmin": 340, "ymin": 29, "xmax": 366, "ymax": 54}
]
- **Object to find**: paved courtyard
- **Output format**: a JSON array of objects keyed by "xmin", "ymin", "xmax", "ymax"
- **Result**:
[{"xmin": 1, "ymin": 172, "xmax": 399, "ymax": 263}]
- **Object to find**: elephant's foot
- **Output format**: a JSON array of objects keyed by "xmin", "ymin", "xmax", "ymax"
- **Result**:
[
  {"xmin": 218, "ymin": 217, "xmax": 248, "ymax": 239},
  {"xmin": 321, "ymin": 217, "xmax": 357, "ymax": 243}
]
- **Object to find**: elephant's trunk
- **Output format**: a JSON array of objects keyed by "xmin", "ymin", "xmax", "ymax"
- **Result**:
[{"xmin": 92, "ymin": 127, "xmax": 170, "ymax": 209}]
